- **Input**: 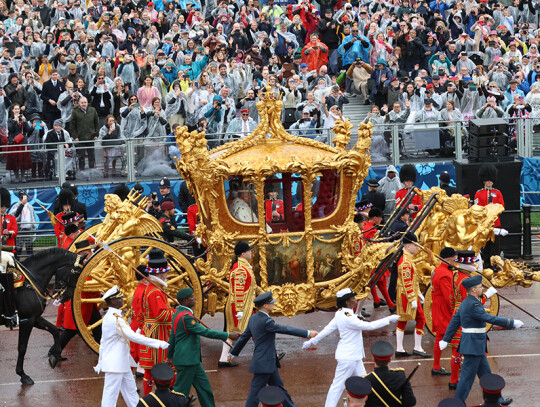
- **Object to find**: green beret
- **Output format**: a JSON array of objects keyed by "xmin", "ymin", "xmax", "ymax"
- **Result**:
[{"xmin": 177, "ymin": 287, "xmax": 194, "ymax": 301}]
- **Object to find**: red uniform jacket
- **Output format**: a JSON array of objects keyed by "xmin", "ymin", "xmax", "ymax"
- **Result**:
[
  {"xmin": 265, "ymin": 199, "xmax": 284, "ymax": 222},
  {"xmin": 186, "ymin": 204, "xmax": 198, "ymax": 235},
  {"xmin": 1, "ymin": 213, "xmax": 18, "ymax": 246},
  {"xmin": 138, "ymin": 282, "xmax": 174, "ymax": 369},
  {"xmin": 130, "ymin": 280, "xmax": 149, "ymax": 362},
  {"xmin": 363, "ymin": 220, "xmax": 377, "ymax": 239},
  {"xmin": 431, "ymin": 263, "xmax": 454, "ymax": 335},
  {"xmin": 54, "ymin": 212, "xmax": 66, "ymax": 247},
  {"xmin": 395, "ymin": 188, "xmax": 422, "ymax": 219},
  {"xmin": 474, "ymin": 188, "xmax": 504, "ymax": 227}
]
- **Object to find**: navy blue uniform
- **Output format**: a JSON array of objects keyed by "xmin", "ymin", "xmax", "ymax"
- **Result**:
[
  {"xmin": 230, "ymin": 310, "xmax": 309, "ymax": 407},
  {"xmin": 443, "ymin": 295, "xmax": 514, "ymax": 402}
]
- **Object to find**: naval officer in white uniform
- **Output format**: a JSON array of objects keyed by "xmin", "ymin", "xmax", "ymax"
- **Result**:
[
  {"xmin": 303, "ymin": 288, "xmax": 400, "ymax": 407},
  {"xmin": 94, "ymin": 285, "xmax": 169, "ymax": 407}
]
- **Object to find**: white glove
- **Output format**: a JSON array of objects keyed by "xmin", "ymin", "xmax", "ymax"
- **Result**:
[
  {"xmin": 236, "ymin": 311, "xmax": 243, "ymax": 319},
  {"xmin": 418, "ymin": 293, "xmax": 425, "ymax": 304},
  {"xmin": 485, "ymin": 287, "xmax": 497, "ymax": 299},
  {"xmin": 439, "ymin": 340, "xmax": 448, "ymax": 350},
  {"xmin": 494, "ymin": 227, "xmax": 501, "ymax": 236},
  {"xmin": 514, "ymin": 320, "xmax": 524, "ymax": 329},
  {"xmin": 159, "ymin": 342, "xmax": 169, "ymax": 349},
  {"xmin": 302, "ymin": 340, "xmax": 313, "ymax": 350},
  {"xmin": 196, "ymin": 237, "xmax": 202, "ymax": 244},
  {"xmin": 411, "ymin": 300, "xmax": 418, "ymax": 309},
  {"xmin": 387, "ymin": 314, "xmax": 400, "ymax": 323},
  {"xmin": 500, "ymin": 228, "xmax": 509, "ymax": 236},
  {"xmin": 53, "ymin": 298, "xmax": 62, "ymax": 307}
]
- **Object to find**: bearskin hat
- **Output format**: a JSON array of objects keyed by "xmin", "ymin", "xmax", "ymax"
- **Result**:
[
  {"xmin": 113, "ymin": 184, "xmax": 130, "ymax": 201},
  {"xmin": 0, "ymin": 187, "xmax": 11, "ymax": 208},
  {"xmin": 478, "ymin": 164, "xmax": 498, "ymax": 183},
  {"xmin": 58, "ymin": 188, "xmax": 75, "ymax": 208},
  {"xmin": 399, "ymin": 164, "xmax": 417, "ymax": 183}
]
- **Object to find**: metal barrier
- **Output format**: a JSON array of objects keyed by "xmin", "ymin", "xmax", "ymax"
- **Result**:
[{"xmin": 0, "ymin": 117, "xmax": 537, "ymax": 188}]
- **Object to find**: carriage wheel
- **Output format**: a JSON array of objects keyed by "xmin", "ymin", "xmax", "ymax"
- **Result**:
[
  {"xmin": 67, "ymin": 223, "xmax": 102, "ymax": 252},
  {"xmin": 72, "ymin": 237, "xmax": 203, "ymax": 354},
  {"xmin": 423, "ymin": 272, "xmax": 500, "ymax": 336}
]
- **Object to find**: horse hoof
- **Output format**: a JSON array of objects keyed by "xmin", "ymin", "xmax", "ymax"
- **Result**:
[
  {"xmin": 48, "ymin": 354, "xmax": 59, "ymax": 369},
  {"xmin": 20, "ymin": 375, "xmax": 34, "ymax": 385}
]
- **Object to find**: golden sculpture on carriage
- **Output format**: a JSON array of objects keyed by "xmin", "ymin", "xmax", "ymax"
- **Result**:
[{"xmin": 68, "ymin": 86, "xmax": 540, "ymax": 353}]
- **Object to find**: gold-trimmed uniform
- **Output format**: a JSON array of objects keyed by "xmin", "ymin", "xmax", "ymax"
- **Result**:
[{"xmin": 225, "ymin": 257, "xmax": 257, "ymax": 332}]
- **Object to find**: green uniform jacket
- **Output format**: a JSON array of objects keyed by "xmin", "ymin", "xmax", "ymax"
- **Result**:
[{"xmin": 167, "ymin": 305, "xmax": 229, "ymax": 366}]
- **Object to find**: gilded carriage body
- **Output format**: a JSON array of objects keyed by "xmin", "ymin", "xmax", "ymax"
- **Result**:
[{"xmin": 174, "ymin": 87, "xmax": 376, "ymax": 317}]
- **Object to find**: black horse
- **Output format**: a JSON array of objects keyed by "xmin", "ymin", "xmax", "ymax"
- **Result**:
[{"xmin": 13, "ymin": 248, "xmax": 83, "ymax": 385}]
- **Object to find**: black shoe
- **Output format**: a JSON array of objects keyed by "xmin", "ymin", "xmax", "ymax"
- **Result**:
[
  {"xmin": 379, "ymin": 300, "xmax": 387, "ymax": 307},
  {"xmin": 374, "ymin": 302, "xmax": 382, "ymax": 308},
  {"xmin": 389, "ymin": 306, "xmax": 396, "ymax": 314},
  {"xmin": 448, "ymin": 382, "xmax": 458, "ymax": 390},
  {"xmin": 431, "ymin": 368, "xmax": 451, "ymax": 376},
  {"xmin": 364, "ymin": 99, "xmax": 371, "ymax": 105},
  {"xmin": 58, "ymin": 356, "xmax": 67, "ymax": 362},
  {"xmin": 218, "ymin": 361, "xmax": 239, "ymax": 368},
  {"xmin": 135, "ymin": 372, "xmax": 144, "ymax": 379},
  {"xmin": 361, "ymin": 308, "xmax": 371, "ymax": 318},
  {"xmin": 413, "ymin": 350, "xmax": 432, "ymax": 358},
  {"xmin": 500, "ymin": 398, "xmax": 513, "ymax": 406},
  {"xmin": 395, "ymin": 351, "xmax": 412, "ymax": 358},
  {"xmin": 277, "ymin": 352, "xmax": 286, "ymax": 361}
]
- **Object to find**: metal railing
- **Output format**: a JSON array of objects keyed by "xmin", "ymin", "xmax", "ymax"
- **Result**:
[{"xmin": 0, "ymin": 117, "xmax": 538, "ymax": 187}]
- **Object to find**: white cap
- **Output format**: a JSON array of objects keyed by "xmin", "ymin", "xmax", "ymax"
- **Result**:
[
  {"xmin": 336, "ymin": 288, "xmax": 354, "ymax": 299},
  {"xmin": 102, "ymin": 285, "xmax": 123, "ymax": 301}
]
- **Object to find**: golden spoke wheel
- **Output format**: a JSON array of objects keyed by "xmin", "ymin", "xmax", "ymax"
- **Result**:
[
  {"xmin": 424, "ymin": 271, "xmax": 499, "ymax": 336},
  {"xmin": 72, "ymin": 237, "xmax": 202, "ymax": 353},
  {"xmin": 68, "ymin": 223, "xmax": 102, "ymax": 252}
]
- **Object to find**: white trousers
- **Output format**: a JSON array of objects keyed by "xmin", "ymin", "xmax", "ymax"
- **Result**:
[
  {"xmin": 101, "ymin": 372, "xmax": 139, "ymax": 407},
  {"xmin": 325, "ymin": 359, "xmax": 367, "ymax": 407}
]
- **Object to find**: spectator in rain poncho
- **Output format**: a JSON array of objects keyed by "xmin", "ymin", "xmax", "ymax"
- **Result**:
[
  {"xmin": 98, "ymin": 114, "xmax": 125, "ymax": 177},
  {"xmin": 203, "ymin": 95, "xmax": 226, "ymax": 146},
  {"xmin": 143, "ymin": 97, "xmax": 168, "ymax": 160},
  {"xmin": 476, "ymin": 95, "xmax": 505, "ymax": 118},
  {"xmin": 23, "ymin": 72, "xmax": 43, "ymax": 116},
  {"xmin": 151, "ymin": 65, "xmax": 170, "ymax": 103},
  {"xmin": 338, "ymin": 26, "xmax": 371, "ymax": 66},
  {"xmin": 165, "ymin": 82, "xmax": 187, "ymax": 127},
  {"xmin": 378, "ymin": 165, "xmax": 403, "ymax": 217},
  {"xmin": 364, "ymin": 105, "xmax": 388, "ymax": 162},
  {"xmin": 117, "ymin": 54, "xmax": 140, "ymax": 93},
  {"xmin": 57, "ymin": 81, "xmax": 79, "ymax": 128},
  {"xmin": 460, "ymin": 81, "xmax": 483, "ymax": 120}
]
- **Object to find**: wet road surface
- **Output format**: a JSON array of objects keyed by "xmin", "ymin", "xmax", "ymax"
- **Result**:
[{"xmin": 2, "ymin": 283, "xmax": 540, "ymax": 406}]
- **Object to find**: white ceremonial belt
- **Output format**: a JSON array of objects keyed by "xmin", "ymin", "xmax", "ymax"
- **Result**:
[{"xmin": 461, "ymin": 327, "xmax": 486, "ymax": 334}]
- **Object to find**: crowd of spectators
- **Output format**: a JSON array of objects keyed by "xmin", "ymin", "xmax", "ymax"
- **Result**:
[{"xmin": 0, "ymin": 0, "xmax": 539, "ymax": 181}]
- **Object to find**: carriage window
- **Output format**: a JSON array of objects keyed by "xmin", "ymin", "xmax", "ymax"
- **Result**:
[
  {"xmin": 311, "ymin": 170, "xmax": 340, "ymax": 219},
  {"xmin": 225, "ymin": 177, "xmax": 259, "ymax": 224}
]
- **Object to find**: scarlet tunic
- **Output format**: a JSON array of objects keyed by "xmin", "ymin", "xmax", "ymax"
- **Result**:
[
  {"xmin": 130, "ymin": 280, "xmax": 149, "ymax": 362},
  {"xmin": 431, "ymin": 262, "xmax": 454, "ymax": 335},
  {"xmin": 395, "ymin": 188, "xmax": 422, "ymax": 219},
  {"xmin": 264, "ymin": 199, "xmax": 284, "ymax": 222},
  {"xmin": 225, "ymin": 257, "xmax": 257, "ymax": 332},
  {"xmin": 0, "ymin": 213, "xmax": 18, "ymax": 246},
  {"xmin": 186, "ymin": 204, "xmax": 198, "ymax": 235},
  {"xmin": 396, "ymin": 252, "xmax": 421, "ymax": 321},
  {"xmin": 363, "ymin": 220, "xmax": 377, "ymax": 239},
  {"xmin": 138, "ymin": 282, "xmax": 174, "ymax": 370},
  {"xmin": 54, "ymin": 212, "xmax": 66, "ymax": 247},
  {"xmin": 61, "ymin": 289, "xmax": 99, "ymax": 330},
  {"xmin": 474, "ymin": 188, "xmax": 504, "ymax": 227}
]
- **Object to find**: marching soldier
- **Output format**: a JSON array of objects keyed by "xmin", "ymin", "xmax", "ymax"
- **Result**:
[
  {"xmin": 440, "ymin": 274, "xmax": 521, "ymax": 404},
  {"xmin": 167, "ymin": 288, "xmax": 241, "ymax": 407},
  {"xmin": 395, "ymin": 164, "xmax": 422, "ymax": 219},
  {"xmin": 363, "ymin": 341, "xmax": 416, "ymax": 407},
  {"xmin": 139, "ymin": 249, "xmax": 176, "ymax": 395},
  {"xmin": 471, "ymin": 373, "xmax": 507, "ymax": 407},
  {"xmin": 430, "ymin": 247, "xmax": 457, "ymax": 377},
  {"xmin": 258, "ymin": 386, "xmax": 286, "ymax": 407},
  {"xmin": 94, "ymin": 286, "xmax": 169, "ymax": 407},
  {"xmin": 159, "ymin": 201, "xmax": 193, "ymax": 243},
  {"xmin": 219, "ymin": 241, "xmax": 258, "ymax": 367},
  {"xmin": 0, "ymin": 187, "xmax": 17, "ymax": 248},
  {"xmin": 137, "ymin": 363, "xmax": 189, "ymax": 407},
  {"xmin": 344, "ymin": 376, "xmax": 372, "ymax": 407},
  {"xmin": 130, "ymin": 265, "xmax": 149, "ymax": 367},
  {"xmin": 474, "ymin": 164, "xmax": 505, "ymax": 267},
  {"xmin": 395, "ymin": 232, "xmax": 431, "ymax": 358},
  {"xmin": 51, "ymin": 189, "xmax": 76, "ymax": 247},
  {"xmin": 447, "ymin": 250, "xmax": 498, "ymax": 390},
  {"xmin": 302, "ymin": 288, "xmax": 399, "ymax": 407}
]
